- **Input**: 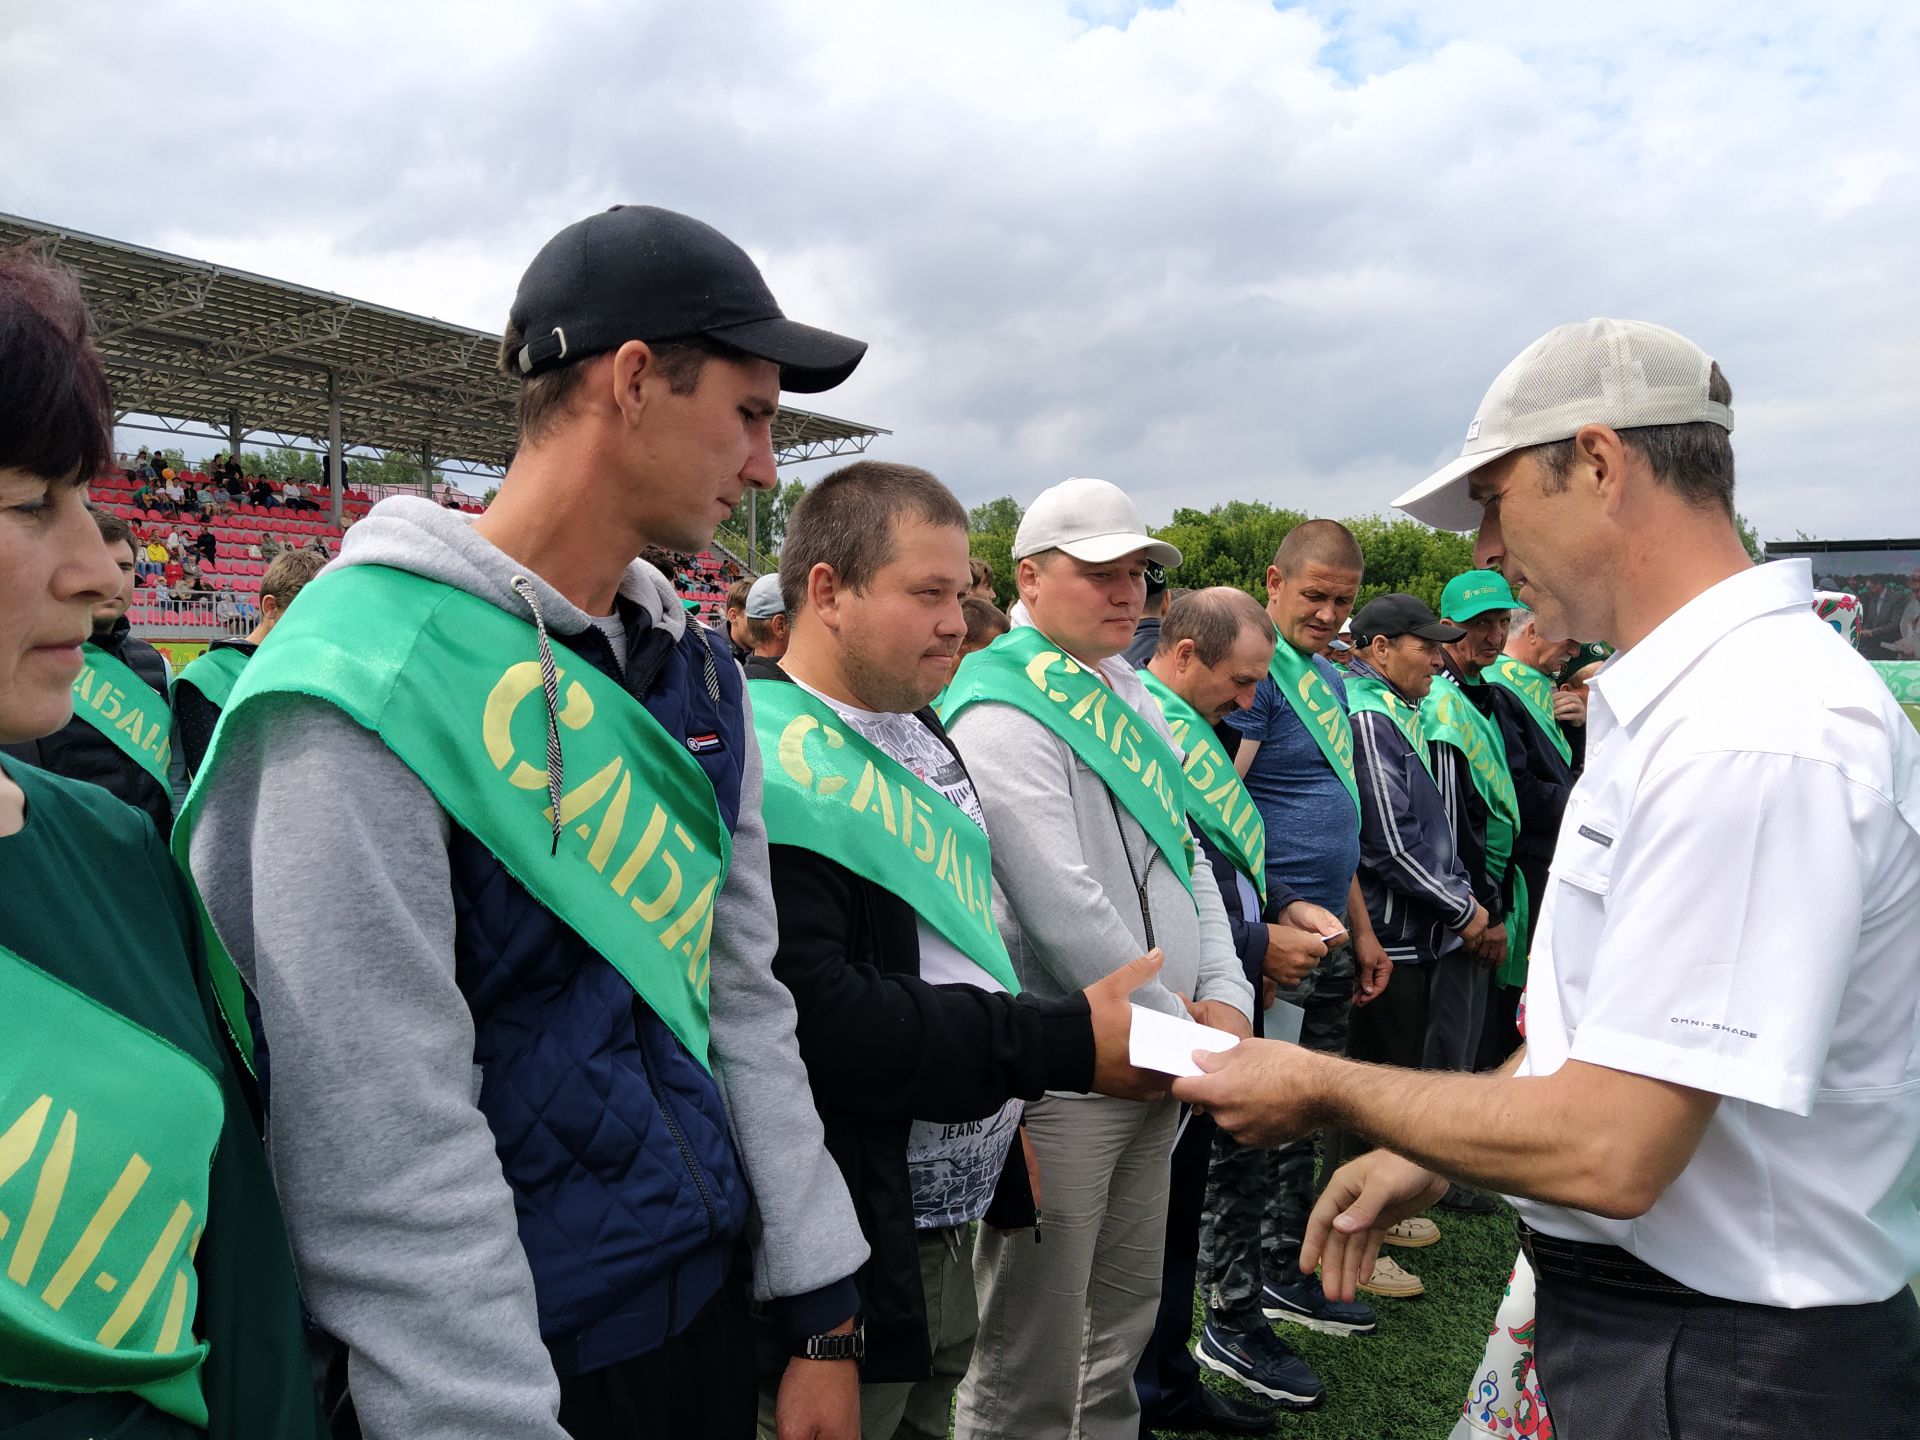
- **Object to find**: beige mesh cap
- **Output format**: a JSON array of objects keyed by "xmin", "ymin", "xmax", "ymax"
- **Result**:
[{"xmin": 1393, "ymin": 318, "xmax": 1735, "ymax": 532}]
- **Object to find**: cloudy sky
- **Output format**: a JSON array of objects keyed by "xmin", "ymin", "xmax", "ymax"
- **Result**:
[{"xmin": 3, "ymin": 0, "xmax": 1915, "ymax": 540}]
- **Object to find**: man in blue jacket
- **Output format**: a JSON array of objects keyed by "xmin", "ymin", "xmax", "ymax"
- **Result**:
[{"xmin": 187, "ymin": 206, "xmax": 870, "ymax": 1440}]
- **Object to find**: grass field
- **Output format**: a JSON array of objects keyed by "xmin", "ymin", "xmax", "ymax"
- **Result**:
[{"xmin": 1164, "ymin": 1201, "xmax": 1519, "ymax": 1440}]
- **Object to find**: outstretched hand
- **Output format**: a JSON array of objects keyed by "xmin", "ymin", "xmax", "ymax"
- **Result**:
[
  {"xmin": 1083, "ymin": 949, "xmax": 1174, "ymax": 1102},
  {"xmin": 1301, "ymin": 1151, "xmax": 1449, "ymax": 1302},
  {"xmin": 1168, "ymin": 1038, "xmax": 1325, "ymax": 1147}
]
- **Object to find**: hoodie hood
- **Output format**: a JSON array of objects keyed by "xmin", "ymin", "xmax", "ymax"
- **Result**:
[{"xmin": 333, "ymin": 496, "xmax": 686, "ymax": 642}]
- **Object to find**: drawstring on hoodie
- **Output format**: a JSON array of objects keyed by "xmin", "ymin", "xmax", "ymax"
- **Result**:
[{"xmin": 510, "ymin": 575, "xmax": 567, "ymax": 856}]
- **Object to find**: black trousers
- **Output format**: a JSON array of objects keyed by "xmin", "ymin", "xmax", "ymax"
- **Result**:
[
  {"xmin": 1132, "ymin": 1107, "xmax": 1215, "ymax": 1421},
  {"xmin": 555, "ymin": 1279, "xmax": 757, "ymax": 1440},
  {"xmin": 1534, "ymin": 1274, "xmax": 1920, "ymax": 1440}
]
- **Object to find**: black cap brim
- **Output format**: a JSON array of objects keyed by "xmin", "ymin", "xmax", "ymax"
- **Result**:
[
  {"xmin": 1410, "ymin": 620, "xmax": 1468, "ymax": 643},
  {"xmin": 706, "ymin": 315, "xmax": 867, "ymax": 394}
]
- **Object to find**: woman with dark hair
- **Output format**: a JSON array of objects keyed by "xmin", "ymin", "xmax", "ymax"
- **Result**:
[{"xmin": 0, "ymin": 253, "xmax": 324, "ymax": 1438}]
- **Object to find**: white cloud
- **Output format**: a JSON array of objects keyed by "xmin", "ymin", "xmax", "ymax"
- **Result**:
[{"xmin": 3, "ymin": 0, "xmax": 1915, "ymax": 541}]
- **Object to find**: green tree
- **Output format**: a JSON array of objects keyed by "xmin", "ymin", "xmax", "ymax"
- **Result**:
[
  {"xmin": 757, "ymin": 477, "xmax": 808, "ymax": 555},
  {"xmin": 966, "ymin": 495, "xmax": 1025, "ymax": 607},
  {"xmin": 1734, "ymin": 511, "xmax": 1765, "ymax": 563},
  {"xmin": 969, "ymin": 496, "xmax": 1024, "ymax": 535}
]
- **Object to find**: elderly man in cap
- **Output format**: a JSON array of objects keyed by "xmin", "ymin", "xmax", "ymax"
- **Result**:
[
  {"xmin": 186, "ymin": 205, "xmax": 872, "ymax": 1440},
  {"xmin": 742, "ymin": 571, "xmax": 791, "ymax": 678},
  {"xmin": 1175, "ymin": 319, "xmax": 1920, "ymax": 1439},
  {"xmin": 944, "ymin": 478, "xmax": 1254, "ymax": 1440}
]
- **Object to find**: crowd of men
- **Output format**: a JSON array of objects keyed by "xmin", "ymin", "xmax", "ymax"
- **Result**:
[{"xmin": 4, "ymin": 206, "xmax": 1917, "ymax": 1440}]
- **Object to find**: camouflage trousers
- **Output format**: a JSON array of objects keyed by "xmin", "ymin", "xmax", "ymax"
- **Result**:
[{"xmin": 1197, "ymin": 947, "xmax": 1355, "ymax": 1329}]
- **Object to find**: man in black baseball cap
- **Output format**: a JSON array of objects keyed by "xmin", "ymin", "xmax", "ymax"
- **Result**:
[
  {"xmin": 506, "ymin": 204, "xmax": 867, "ymax": 392},
  {"xmin": 1337, "ymin": 594, "xmax": 1489, "ymax": 1103}
]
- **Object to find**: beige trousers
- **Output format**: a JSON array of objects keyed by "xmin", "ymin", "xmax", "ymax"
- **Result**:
[{"xmin": 954, "ymin": 1092, "xmax": 1178, "ymax": 1440}]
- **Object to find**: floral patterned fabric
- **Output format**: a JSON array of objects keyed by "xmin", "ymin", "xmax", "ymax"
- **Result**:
[{"xmin": 1449, "ymin": 1252, "xmax": 1552, "ymax": 1439}]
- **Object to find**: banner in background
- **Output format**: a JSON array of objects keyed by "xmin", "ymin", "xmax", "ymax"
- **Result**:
[
  {"xmin": 151, "ymin": 640, "xmax": 210, "ymax": 673},
  {"xmin": 1871, "ymin": 661, "xmax": 1920, "ymax": 734}
]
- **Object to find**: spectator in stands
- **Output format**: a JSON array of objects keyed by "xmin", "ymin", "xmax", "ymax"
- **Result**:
[
  {"xmin": 959, "ymin": 593, "xmax": 1009, "ymax": 657},
  {"xmin": 1, "ymin": 510, "xmax": 179, "ymax": 838},
  {"xmin": 741, "ymin": 571, "xmax": 789, "ymax": 677},
  {"xmin": 752, "ymin": 461, "xmax": 1162, "ymax": 1440},
  {"xmin": 129, "ymin": 443, "xmax": 154, "ymax": 480},
  {"xmin": 723, "ymin": 574, "xmax": 754, "ymax": 661},
  {"xmin": 173, "ymin": 549, "xmax": 326, "ymax": 777},
  {"xmin": 183, "ymin": 203, "xmax": 872, "ymax": 1440},
  {"xmin": 215, "ymin": 590, "xmax": 239, "ymax": 625},
  {"xmin": 129, "ymin": 474, "xmax": 154, "ymax": 510},
  {"xmin": 195, "ymin": 526, "xmax": 218, "ymax": 567},
  {"xmin": 967, "ymin": 555, "xmax": 997, "ymax": 602},
  {"xmin": 259, "ymin": 532, "xmax": 284, "ymax": 562},
  {"xmin": 223, "ymin": 463, "xmax": 246, "ymax": 499},
  {"xmin": 141, "ymin": 530, "xmax": 168, "ymax": 575},
  {"xmin": 249, "ymin": 476, "xmax": 277, "ymax": 508},
  {"xmin": 236, "ymin": 592, "xmax": 260, "ymax": 625},
  {"xmin": 0, "ymin": 245, "xmax": 327, "ymax": 1440},
  {"xmin": 283, "ymin": 479, "xmax": 317, "ymax": 512},
  {"xmin": 162, "ymin": 468, "xmax": 184, "ymax": 505},
  {"xmin": 1122, "ymin": 560, "xmax": 1171, "ymax": 666}
]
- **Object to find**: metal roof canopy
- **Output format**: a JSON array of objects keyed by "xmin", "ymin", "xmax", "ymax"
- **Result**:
[{"xmin": 0, "ymin": 212, "xmax": 888, "ymax": 495}]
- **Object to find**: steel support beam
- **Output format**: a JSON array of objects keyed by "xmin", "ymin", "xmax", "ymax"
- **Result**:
[{"xmin": 327, "ymin": 371, "xmax": 343, "ymax": 530}]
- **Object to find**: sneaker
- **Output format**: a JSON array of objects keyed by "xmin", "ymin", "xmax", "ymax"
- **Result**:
[
  {"xmin": 1193, "ymin": 1321, "xmax": 1327, "ymax": 1409},
  {"xmin": 1437, "ymin": 1183, "xmax": 1500, "ymax": 1215},
  {"xmin": 1381, "ymin": 1216, "xmax": 1441, "ymax": 1249},
  {"xmin": 1355, "ymin": 1253, "xmax": 1425, "ymax": 1298},
  {"xmin": 1260, "ymin": 1272, "xmax": 1378, "ymax": 1336},
  {"xmin": 1142, "ymin": 1383, "xmax": 1276, "ymax": 1436}
]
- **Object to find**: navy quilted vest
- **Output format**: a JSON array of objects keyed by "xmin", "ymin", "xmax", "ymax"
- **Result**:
[{"xmin": 450, "ymin": 604, "xmax": 752, "ymax": 1376}]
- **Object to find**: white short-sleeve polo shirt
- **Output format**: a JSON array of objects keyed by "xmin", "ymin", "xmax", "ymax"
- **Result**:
[{"xmin": 1512, "ymin": 560, "xmax": 1920, "ymax": 1307}]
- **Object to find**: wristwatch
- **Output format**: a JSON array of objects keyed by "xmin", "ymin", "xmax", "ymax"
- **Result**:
[{"xmin": 795, "ymin": 1323, "xmax": 865, "ymax": 1361}]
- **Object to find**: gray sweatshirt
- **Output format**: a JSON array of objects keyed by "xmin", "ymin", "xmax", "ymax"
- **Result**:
[
  {"xmin": 186, "ymin": 498, "xmax": 865, "ymax": 1440},
  {"xmin": 946, "ymin": 611, "xmax": 1254, "ymax": 1038}
]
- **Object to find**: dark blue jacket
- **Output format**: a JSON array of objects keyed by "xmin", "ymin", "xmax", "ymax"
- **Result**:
[{"xmin": 450, "ymin": 598, "xmax": 754, "ymax": 1377}]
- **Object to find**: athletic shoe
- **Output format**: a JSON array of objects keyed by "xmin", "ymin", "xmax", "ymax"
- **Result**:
[
  {"xmin": 1142, "ymin": 1383, "xmax": 1276, "ymax": 1436},
  {"xmin": 1260, "ymin": 1272, "xmax": 1378, "ymax": 1336},
  {"xmin": 1355, "ymin": 1253, "xmax": 1425, "ymax": 1298},
  {"xmin": 1193, "ymin": 1321, "xmax": 1327, "ymax": 1409},
  {"xmin": 1437, "ymin": 1183, "xmax": 1500, "ymax": 1215},
  {"xmin": 1381, "ymin": 1216, "xmax": 1441, "ymax": 1248}
]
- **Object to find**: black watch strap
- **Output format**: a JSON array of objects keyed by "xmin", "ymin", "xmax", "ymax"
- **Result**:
[{"xmin": 795, "ymin": 1323, "xmax": 865, "ymax": 1361}]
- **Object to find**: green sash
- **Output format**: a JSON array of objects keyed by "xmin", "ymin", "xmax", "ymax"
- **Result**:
[
  {"xmin": 70, "ymin": 644, "xmax": 171, "ymax": 783},
  {"xmin": 1422, "ymin": 673, "xmax": 1530, "ymax": 983},
  {"xmin": 1265, "ymin": 639, "xmax": 1360, "ymax": 821},
  {"xmin": 1872, "ymin": 661, "xmax": 1920, "ymax": 734},
  {"xmin": 748, "ymin": 680, "xmax": 1018, "ymax": 993},
  {"xmin": 939, "ymin": 627, "xmax": 1195, "ymax": 892},
  {"xmin": 1484, "ymin": 657, "xmax": 1572, "ymax": 765},
  {"xmin": 178, "ymin": 566, "xmax": 731, "ymax": 1071},
  {"xmin": 1345, "ymin": 672, "xmax": 1432, "ymax": 776},
  {"xmin": 1139, "ymin": 670, "xmax": 1266, "ymax": 902},
  {"xmin": 0, "ymin": 944, "xmax": 223, "ymax": 1428},
  {"xmin": 171, "ymin": 645, "xmax": 250, "ymax": 712}
]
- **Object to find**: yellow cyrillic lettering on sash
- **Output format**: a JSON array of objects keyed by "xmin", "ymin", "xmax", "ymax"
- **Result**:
[
  {"xmin": 1203, "ymin": 776, "xmax": 1238, "ymax": 810},
  {"xmin": 630, "ymin": 824, "xmax": 692, "ymax": 922},
  {"xmin": 483, "ymin": 662, "xmax": 594, "ymax": 790},
  {"xmin": 43, "ymin": 1153, "xmax": 151, "ymax": 1310},
  {"xmin": 96, "ymin": 1198, "xmax": 193, "ymax": 1347},
  {"xmin": 850, "ymin": 762, "xmax": 899, "ymax": 835},
  {"xmin": 100, "ymin": 685, "xmax": 123, "ymax": 722},
  {"xmin": 896, "ymin": 784, "xmax": 916, "ymax": 851},
  {"xmin": 155, "ymin": 1268, "xmax": 190, "ymax": 1354},
  {"xmin": 585, "ymin": 772, "xmax": 633, "ymax": 871},
  {"xmin": 1025, "ymin": 650, "xmax": 1074, "ymax": 703},
  {"xmin": 911, "ymin": 797, "xmax": 937, "ymax": 863},
  {"xmin": 1189, "ymin": 751, "xmax": 1217, "ymax": 789},
  {"xmin": 663, "ymin": 875, "xmax": 718, "ymax": 954},
  {"xmin": 114, "ymin": 708, "xmax": 145, "ymax": 745},
  {"xmin": 550, "ymin": 755, "xmax": 623, "ymax": 830},
  {"xmin": 73, "ymin": 668, "xmax": 94, "ymax": 704},
  {"xmin": 0, "ymin": 1094, "xmax": 54, "ymax": 1243},
  {"xmin": 780, "ymin": 714, "xmax": 848, "ymax": 796},
  {"xmin": 1109, "ymin": 710, "xmax": 1132, "ymax": 757},
  {"xmin": 936, "ymin": 829, "xmax": 968, "ymax": 906},
  {"xmin": 1068, "ymin": 686, "xmax": 1108, "ymax": 741},
  {"xmin": 610, "ymin": 804, "xmax": 669, "ymax": 894},
  {"xmin": 7, "ymin": 1107, "xmax": 75, "ymax": 1286}
]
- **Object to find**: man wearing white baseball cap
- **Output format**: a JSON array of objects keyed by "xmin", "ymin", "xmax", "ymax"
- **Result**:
[
  {"xmin": 944, "ymin": 478, "xmax": 1253, "ymax": 1439},
  {"xmin": 741, "ymin": 571, "xmax": 790, "ymax": 679},
  {"xmin": 1174, "ymin": 319, "xmax": 1920, "ymax": 1437}
]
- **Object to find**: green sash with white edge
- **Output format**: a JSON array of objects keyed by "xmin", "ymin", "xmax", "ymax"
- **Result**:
[
  {"xmin": 749, "ymin": 679, "xmax": 1018, "ymax": 993},
  {"xmin": 1139, "ymin": 670, "xmax": 1266, "ymax": 903},
  {"xmin": 1265, "ymin": 638, "xmax": 1361, "ymax": 821},
  {"xmin": 0, "ymin": 943, "xmax": 224, "ymax": 1428},
  {"xmin": 1483, "ymin": 657, "xmax": 1572, "ymax": 764},
  {"xmin": 1423, "ymin": 672, "xmax": 1531, "ymax": 984},
  {"xmin": 939, "ymin": 626, "xmax": 1196, "ymax": 893},
  {"xmin": 176, "ymin": 565, "xmax": 730, "ymax": 1071},
  {"xmin": 1345, "ymin": 671, "xmax": 1433, "ymax": 777},
  {"xmin": 171, "ymin": 645, "xmax": 250, "ymax": 712},
  {"xmin": 69, "ymin": 643, "xmax": 171, "ymax": 783}
]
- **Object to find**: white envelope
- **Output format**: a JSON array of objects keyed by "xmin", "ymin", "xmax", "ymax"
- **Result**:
[{"xmin": 1128, "ymin": 1002, "xmax": 1242, "ymax": 1078}]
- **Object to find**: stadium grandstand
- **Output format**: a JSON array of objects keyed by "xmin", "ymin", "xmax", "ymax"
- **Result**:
[{"xmin": 2, "ymin": 212, "xmax": 887, "ymax": 662}]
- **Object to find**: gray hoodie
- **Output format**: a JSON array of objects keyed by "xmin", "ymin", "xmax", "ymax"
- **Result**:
[
  {"xmin": 945, "ymin": 607, "xmax": 1254, "ymax": 1033},
  {"xmin": 186, "ymin": 498, "xmax": 865, "ymax": 1440}
]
